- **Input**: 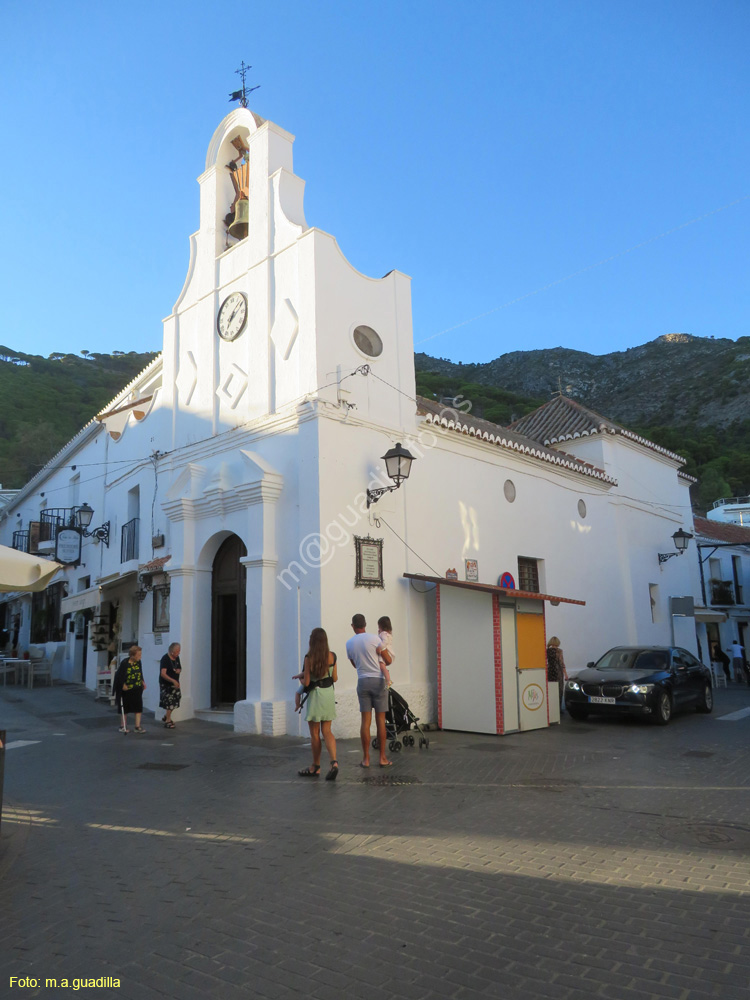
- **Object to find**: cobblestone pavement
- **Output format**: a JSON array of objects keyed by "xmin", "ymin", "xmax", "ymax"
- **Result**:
[{"xmin": 2, "ymin": 682, "xmax": 750, "ymax": 1000}]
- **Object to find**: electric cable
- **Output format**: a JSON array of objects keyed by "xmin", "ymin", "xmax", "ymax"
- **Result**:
[{"xmin": 375, "ymin": 514, "xmax": 441, "ymax": 577}]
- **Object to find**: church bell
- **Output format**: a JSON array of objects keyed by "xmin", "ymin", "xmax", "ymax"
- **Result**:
[{"xmin": 228, "ymin": 199, "xmax": 250, "ymax": 240}]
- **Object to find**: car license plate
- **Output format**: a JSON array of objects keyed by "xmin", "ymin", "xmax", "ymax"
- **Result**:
[{"xmin": 589, "ymin": 696, "xmax": 615, "ymax": 705}]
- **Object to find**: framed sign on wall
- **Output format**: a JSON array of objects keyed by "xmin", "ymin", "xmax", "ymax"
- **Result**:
[
  {"xmin": 152, "ymin": 585, "xmax": 171, "ymax": 632},
  {"xmin": 354, "ymin": 536, "xmax": 384, "ymax": 589},
  {"xmin": 56, "ymin": 527, "xmax": 82, "ymax": 566}
]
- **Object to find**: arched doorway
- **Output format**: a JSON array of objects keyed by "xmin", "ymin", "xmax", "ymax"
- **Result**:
[{"xmin": 211, "ymin": 535, "xmax": 247, "ymax": 706}]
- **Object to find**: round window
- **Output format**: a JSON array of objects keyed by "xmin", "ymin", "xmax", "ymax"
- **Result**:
[
  {"xmin": 352, "ymin": 325, "xmax": 383, "ymax": 358},
  {"xmin": 503, "ymin": 480, "xmax": 516, "ymax": 503},
  {"xmin": 578, "ymin": 499, "xmax": 587, "ymax": 518}
]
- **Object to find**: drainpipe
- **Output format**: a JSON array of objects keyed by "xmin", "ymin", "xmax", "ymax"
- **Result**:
[{"xmin": 698, "ymin": 546, "xmax": 708, "ymax": 607}]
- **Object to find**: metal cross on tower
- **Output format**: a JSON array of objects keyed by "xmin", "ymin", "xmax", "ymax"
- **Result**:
[{"xmin": 228, "ymin": 61, "xmax": 260, "ymax": 108}]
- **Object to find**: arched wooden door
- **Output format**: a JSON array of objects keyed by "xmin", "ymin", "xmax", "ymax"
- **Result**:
[{"xmin": 211, "ymin": 535, "xmax": 247, "ymax": 707}]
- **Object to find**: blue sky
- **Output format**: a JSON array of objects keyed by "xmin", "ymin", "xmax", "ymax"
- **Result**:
[{"xmin": 1, "ymin": 0, "xmax": 747, "ymax": 364}]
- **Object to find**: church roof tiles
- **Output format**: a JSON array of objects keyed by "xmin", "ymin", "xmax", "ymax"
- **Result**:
[
  {"xmin": 509, "ymin": 394, "xmax": 687, "ymax": 465},
  {"xmin": 416, "ymin": 396, "xmax": 617, "ymax": 485}
]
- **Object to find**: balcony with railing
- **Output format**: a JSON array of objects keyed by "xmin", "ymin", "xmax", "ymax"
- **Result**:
[
  {"xmin": 121, "ymin": 517, "xmax": 140, "ymax": 563},
  {"xmin": 39, "ymin": 507, "xmax": 77, "ymax": 543},
  {"xmin": 710, "ymin": 579, "xmax": 736, "ymax": 606},
  {"xmin": 12, "ymin": 529, "xmax": 29, "ymax": 552},
  {"xmin": 712, "ymin": 496, "xmax": 750, "ymax": 509}
]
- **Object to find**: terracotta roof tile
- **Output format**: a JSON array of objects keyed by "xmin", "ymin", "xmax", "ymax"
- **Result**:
[
  {"xmin": 416, "ymin": 396, "xmax": 617, "ymax": 484},
  {"xmin": 693, "ymin": 516, "xmax": 750, "ymax": 545},
  {"xmin": 509, "ymin": 395, "xmax": 687, "ymax": 464},
  {"xmin": 139, "ymin": 555, "xmax": 171, "ymax": 572}
]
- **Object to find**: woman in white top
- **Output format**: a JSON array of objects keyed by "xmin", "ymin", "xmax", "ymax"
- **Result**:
[{"xmin": 378, "ymin": 616, "xmax": 394, "ymax": 677}]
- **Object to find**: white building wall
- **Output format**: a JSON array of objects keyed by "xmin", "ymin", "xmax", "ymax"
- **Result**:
[{"xmin": 552, "ymin": 434, "xmax": 697, "ymax": 654}]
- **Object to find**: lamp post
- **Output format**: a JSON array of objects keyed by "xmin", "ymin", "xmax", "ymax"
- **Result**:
[
  {"xmin": 658, "ymin": 528, "xmax": 693, "ymax": 564},
  {"xmin": 366, "ymin": 443, "xmax": 416, "ymax": 507},
  {"xmin": 75, "ymin": 503, "xmax": 111, "ymax": 547}
]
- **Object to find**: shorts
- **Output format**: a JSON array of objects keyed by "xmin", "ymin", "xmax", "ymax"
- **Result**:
[{"xmin": 357, "ymin": 676, "xmax": 388, "ymax": 713}]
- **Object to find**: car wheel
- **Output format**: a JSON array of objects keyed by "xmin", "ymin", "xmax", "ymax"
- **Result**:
[
  {"xmin": 697, "ymin": 682, "xmax": 713, "ymax": 714},
  {"xmin": 567, "ymin": 707, "xmax": 589, "ymax": 721},
  {"xmin": 654, "ymin": 690, "xmax": 672, "ymax": 725}
]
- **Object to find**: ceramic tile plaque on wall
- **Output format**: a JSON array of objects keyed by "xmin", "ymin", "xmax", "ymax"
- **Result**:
[{"xmin": 354, "ymin": 536, "xmax": 384, "ymax": 589}]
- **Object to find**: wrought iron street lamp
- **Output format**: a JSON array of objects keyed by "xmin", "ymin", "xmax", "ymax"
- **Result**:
[
  {"xmin": 75, "ymin": 503, "xmax": 111, "ymax": 547},
  {"xmin": 658, "ymin": 528, "xmax": 693, "ymax": 564},
  {"xmin": 366, "ymin": 442, "xmax": 416, "ymax": 507}
]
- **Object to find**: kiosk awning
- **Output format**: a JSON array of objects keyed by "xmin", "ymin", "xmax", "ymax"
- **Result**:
[{"xmin": 403, "ymin": 573, "xmax": 585, "ymax": 606}]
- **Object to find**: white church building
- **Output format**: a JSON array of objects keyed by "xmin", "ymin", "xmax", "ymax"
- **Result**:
[{"xmin": 0, "ymin": 107, "xmax": 699, "ymax": 737}]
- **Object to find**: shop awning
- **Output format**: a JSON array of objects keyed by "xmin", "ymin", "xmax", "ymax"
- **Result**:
[
  {"xmin": 403, "ymin": 573, "xmax": 585, "ymax": 606},
  {"xmin": 95, "ymin": 570, "xmax": 138, "ymax": 590},
  {"xmin": 61, "ymin": 586, "xmax": 101, "ymax": 615},
  {"xmin": 694, "ymin": 607, "xmax": 727, "ymax": 623}
]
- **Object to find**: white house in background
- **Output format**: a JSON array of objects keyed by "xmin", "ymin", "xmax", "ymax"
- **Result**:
[
  {"xmin": 691, "ymin": 515, "xmax": 750, "ymax": 667},
  {"xmin": 707, "ymin": 496, "xmax": 750, "ymax": 528},
  {"xmin": 0, "ymin": 487, "xmax": 19, "ymax": 513},
  {"xmin": 0, "ymin": 106, "xmax": 699, "ymax": 736}
]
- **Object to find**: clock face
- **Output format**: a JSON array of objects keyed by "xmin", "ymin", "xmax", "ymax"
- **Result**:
[{"xmin": 217, "ymin": 291, "xmax": 248, "ymax": 341}]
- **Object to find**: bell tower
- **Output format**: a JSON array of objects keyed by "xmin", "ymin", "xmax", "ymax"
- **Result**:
[{"xmin": 160, "ymin": 99, "xmax": 416, "ymax": 449}]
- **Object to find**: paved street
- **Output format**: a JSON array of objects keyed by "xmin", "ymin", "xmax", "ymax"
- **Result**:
[{"xmin": 2, "ymin": 682, "xmax": 750, "ymax": 1000}]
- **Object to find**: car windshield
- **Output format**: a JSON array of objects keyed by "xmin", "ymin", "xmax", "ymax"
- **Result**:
[{"xmin": 595, "ymin": 649, "xmax": 669, "ymax": 672}]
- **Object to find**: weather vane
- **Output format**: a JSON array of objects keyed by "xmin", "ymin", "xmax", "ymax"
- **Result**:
[{"xmin": 229, "ymin": 61, "xmax": 260, "ymax": 108}]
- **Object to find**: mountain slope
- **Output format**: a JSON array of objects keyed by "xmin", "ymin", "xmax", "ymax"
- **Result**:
[
  {"xmin": 416, "ymin": 334, "xmax": 750, "ymax": 427},
  {"xmin": 0, "ymin": 347, "xmax": 159, "ymax": 488}
]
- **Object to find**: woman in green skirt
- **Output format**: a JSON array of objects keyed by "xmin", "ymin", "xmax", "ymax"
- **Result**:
[{"xmin": 298, "ymin": 628, "xmax": 338, "ymax": 780}]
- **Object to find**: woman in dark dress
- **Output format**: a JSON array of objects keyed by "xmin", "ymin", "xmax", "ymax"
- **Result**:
[
  {"xmin": 159, "ymin": 642, "xmax": 182, "ymax": 729},
  {"xmin": 115, "ymin": 645, "xmax": 147, "ymax": 734},
  {"xmin": 546, "ymin": 636, "xmax": 568, "ymax": 712}
]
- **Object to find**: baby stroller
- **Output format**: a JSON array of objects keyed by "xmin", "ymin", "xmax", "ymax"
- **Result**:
[{"xmin": 373, "ymin": 686, "xmax": 430, "ymax": 753}]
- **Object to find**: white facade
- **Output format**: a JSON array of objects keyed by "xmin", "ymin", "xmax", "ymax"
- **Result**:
[
  {"xmin": 690, "ymin": 516, "xmax": 750, "ymax": 668},
  {"xmin": 707, "ymin": 497, "xmax": 750, "ymax": 527},
  {"xmin": 0, "ymin": 107, "xmax": 699, "ymax": 736}
]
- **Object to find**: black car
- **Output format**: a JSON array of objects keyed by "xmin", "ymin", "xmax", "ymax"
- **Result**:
[{"xmin": 564, "ymin": 646, "xmax": 713, "ymax": 725}]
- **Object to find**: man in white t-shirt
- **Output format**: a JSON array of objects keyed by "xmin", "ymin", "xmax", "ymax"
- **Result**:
[
  {"xmin": 729, "ymin": 640, "xmax": 746, "ymax": 684},
  {"xmin": 346, "ymin": 613, "xmax": 393, "ymax": 768}
]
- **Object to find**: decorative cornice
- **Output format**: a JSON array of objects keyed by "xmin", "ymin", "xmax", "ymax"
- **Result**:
[
  {"xmin": 163, "ymin": 452, "xmax": 283, "ymax": 524},
  {"xmin": 163, "ymin": 481, "xmax": 282, "ymax": 522}
]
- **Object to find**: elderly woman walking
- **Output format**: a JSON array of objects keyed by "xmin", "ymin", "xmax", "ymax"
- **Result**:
[
  {"xmin": 159, "ymin": 641, "xmax": 182, "ymax": 728},
  {"xmin": 115, "ymin": 645, "xmax": 147, "ymax": 734}
]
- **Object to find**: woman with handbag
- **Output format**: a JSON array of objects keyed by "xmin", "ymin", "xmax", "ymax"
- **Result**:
[{"xmin": 298, "ymin": 628, "xmax": 338, "ymax": 780}]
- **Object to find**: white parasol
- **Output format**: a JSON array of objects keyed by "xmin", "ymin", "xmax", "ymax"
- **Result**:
[{"xmin": 0, "ymin": 544, "xmax": 64, "ymax": 593}]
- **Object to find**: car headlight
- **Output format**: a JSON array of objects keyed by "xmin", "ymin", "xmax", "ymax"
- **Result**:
[
  {"xmin": 566, "ymin": 681, "xmax": 581, "ymax": 691},
  {"xmin": 629, "ymin": 684, "xmax": 653, "ymax": 694}
]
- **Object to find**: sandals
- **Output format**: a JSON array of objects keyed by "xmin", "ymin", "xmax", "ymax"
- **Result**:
[
  {"xmin": 325, "ymin": 761, "xmax": 339, "ymax": 781},
  {"xmin": 298, "ymin": 765, "xmax": 320, "ymax": 777},
  {"xmin": 164, "ymin": 721, "xmax": 175, "ymax": 729},
  {"xmin": 119, "ymin": 727, "xmax": 129, "ymax": 734},
  {"xmin": 134, "ymin": 727, "xmax": 146, "ymax": 734}
]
